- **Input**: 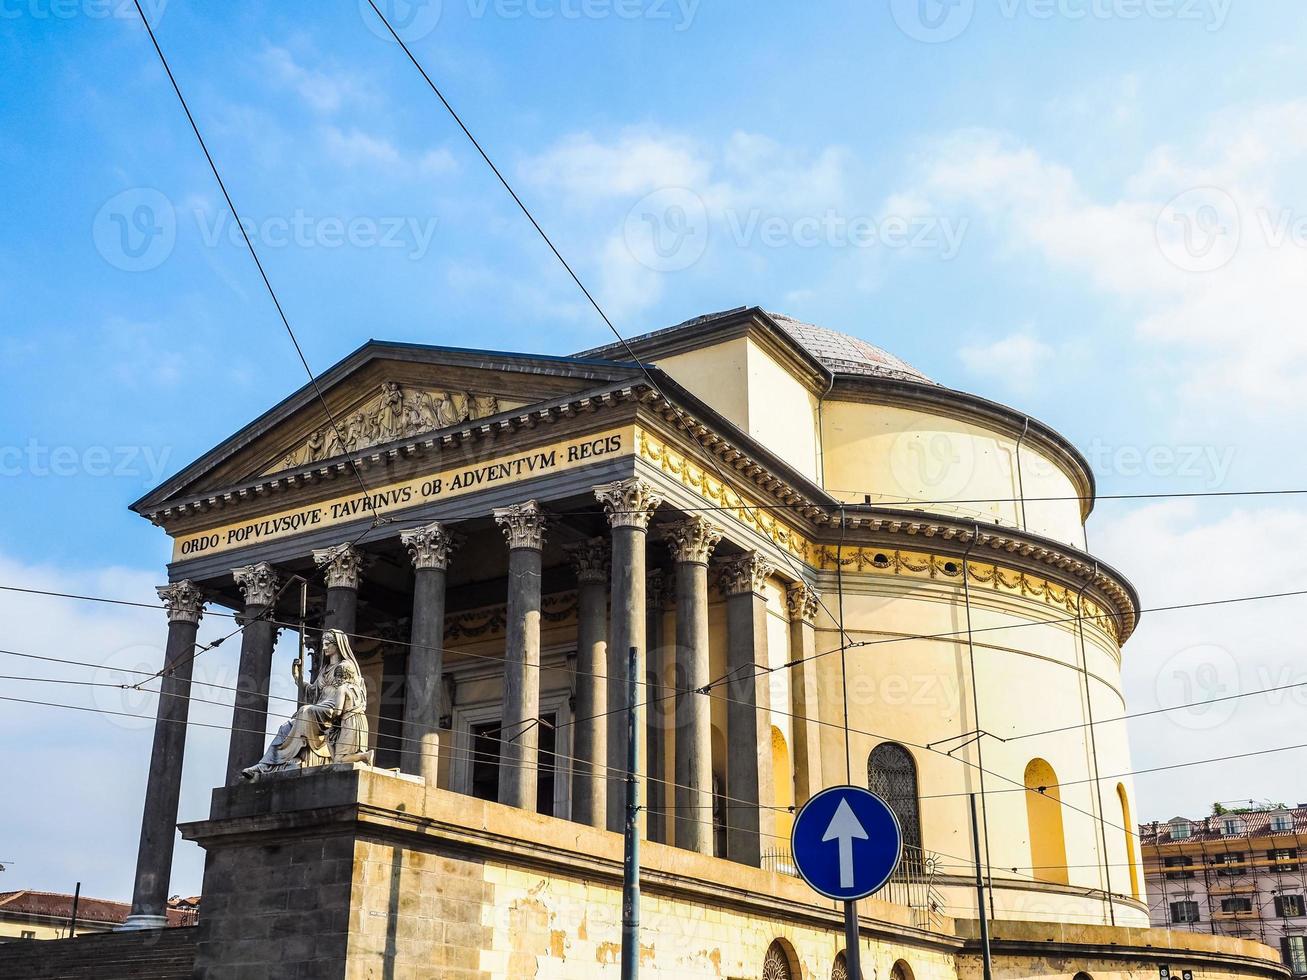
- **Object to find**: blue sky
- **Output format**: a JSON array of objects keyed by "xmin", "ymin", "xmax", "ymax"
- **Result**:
[{"xmin": 3, "ymin": 0, "xmax": 1307, "ymax": 900}]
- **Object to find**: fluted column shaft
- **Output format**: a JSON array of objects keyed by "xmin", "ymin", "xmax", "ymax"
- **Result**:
[
  {"xmin": 596, "ymin": 478, "xmax": 662, "ymax": 834},
  {"xmin": 719, "ymin": 553, "xmax": 777, "ymax": 867},
  {"xmin": 494, "ymin": 501, "xmax": 546, "ymax": 810},
  {"xmin": 225, "ymin": 563, "xmax": 279, "ymax": 785},
  {"xmin": 123, "ymin": 581, "xmax": 204, "ymax": 930},
  {"xmin": 567, "ymin": 539, "xmax": 609, "ymax": 828},
  {"xmin": 401, "ymin": 523, "xmax": 457, "ymax": 783},
  {"xmin": 664, "ymin": 518, "xmax": 722, "ymax": 855},
  {"xmin": 787, "ymin": 583, "xmax": 824, "ymax": 806}
]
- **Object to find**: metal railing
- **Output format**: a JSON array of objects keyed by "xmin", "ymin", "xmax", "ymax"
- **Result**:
[{"xmin": 760, "ymin": 845, "xmax": 945, "ymax": 929}]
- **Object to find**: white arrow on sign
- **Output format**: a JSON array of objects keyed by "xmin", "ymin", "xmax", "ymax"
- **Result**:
[{"xmin": 822, "ymin": 798, "xmax": 869, "ymax": 889}]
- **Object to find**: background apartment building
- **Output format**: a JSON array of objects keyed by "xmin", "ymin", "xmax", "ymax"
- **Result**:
[{"xmin": 1141, "ymin": 805, "xmax": 1307, "ymax": 975}]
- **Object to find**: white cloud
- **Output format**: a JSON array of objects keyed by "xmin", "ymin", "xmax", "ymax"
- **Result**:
[
  {"xmin": 0, "ymin": 552, "xmax": 299, "ymax": 901},
  {"xmin": 521, "ymin": 129, "xmax": 710, "ymax": 203},
  {"xmin": 901, "ymin": 106, "xmax": 1307, "ymax": 414},
  {"xmin": 1093, "ymin": 501, "xmax": 1307, "ymax": 820},
  {"xmin": 958, "ymin": 333, "xmax": 1054, "ymax": 391},
  {"xmin": 260, "ymin": 46, "xmax": 362, "ymax": 115}
]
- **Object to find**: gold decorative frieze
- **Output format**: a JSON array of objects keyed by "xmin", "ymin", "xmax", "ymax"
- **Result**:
[
  {"xmin": 636, "ymin": 429, "xmax": 1127, "ymax": 642},
  {"xmin": 267, "ymin": 382, "xmax": 521, "ymax": 474},
  {"xmin": 444, "ymin": 591, "xmax": 579, "ymax": 642}
]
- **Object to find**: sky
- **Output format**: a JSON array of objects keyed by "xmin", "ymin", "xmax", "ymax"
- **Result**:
[{"xmin": 2, "ymin": 0, "xmax": 1307, "ymax": 902}]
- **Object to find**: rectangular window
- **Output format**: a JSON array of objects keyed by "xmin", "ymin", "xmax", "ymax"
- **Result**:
[
  {"xmin": 1271, "ymin": 848, "xmax": 1301, "ymax": 871},
  {"xmin": 1277, "ymin": 895, "xmax": 1307, "ymax": 918},
  {"xmin": 1221, "ymin": 896, "xmax": 1254, "ymax": 914},
  {"xmin": 1171, "ymin": 822, "xmax": 1192, "ymax": 839},
  {"xmin": 1272, "ymin": 814, "xmax": 1295, "ymax": 834},
  {"xmin": 1215, "ymin": 852, "xmax": 1247, "ymax": 876},
  {"xmin": 1164, "ymin": 855, "xmax": 1196, "ymax": 879},
  {"xmin": 468, "ymin": 714, "xmax": 558, "ymax": 817},
  {"xmin": 1223, "ymin": 817, "xmax": 1248, "ymax": 836},
  {"xmin": 1171, "ymin": 900, "xmax": 1201, "ymax": 923},
  {"xmin": 20, "ymin": 930, "xmax": 35, "ymax": 940},
  {"xmin": 1282, "ymin": 936, "xmax": 1307, "ymax": 975}
]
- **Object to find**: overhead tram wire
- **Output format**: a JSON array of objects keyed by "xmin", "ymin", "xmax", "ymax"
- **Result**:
[
  {"xmin": 7, "ymin": 579, "xmax": 1307, "ymax": 846},
  {"xmin": 356, "ymin": 0, "xmax": 859, "ymax": 657},
  {"xmin": 4, "ymin": 583, "xmax": 1307, "ymax": 733},
  {"xmin": 129, "ymin": 0, "xmax": 375, "ymax": 513},
  {"xmin": 120, "ymin": 1, "xmax": 419, "ymax": 680}
]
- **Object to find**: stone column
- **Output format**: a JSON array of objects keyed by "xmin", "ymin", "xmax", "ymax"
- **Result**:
[
  {"xmin": 662, "ymin": 517, "xmax": 723, "ymax": 855},
  {"xmin": 313, "ymin": 542, "xmax": 363, "ymax": 637},
  {"xmin": 400, "ymin": 522, "xmax": 457, "ymax": 783},
  {"xmin": 717, "ymin": 553, "xmax": 777, "ymax": 867},
  {"xmin": 493, "ymin": 500, "xmax": 547, "ymax": 810},
  {"xmin": 565, "ymin": 537, "xmax": 609, "ymax": 829},
  {"xmin": 224, "ymin": 563, "xmax": 280, "ymax": 785},
  {"xmin": 122, "ymin": 580, "xmax": 205, "ymax": 930},
  {"xmin": 644, "ymin": 569, "xmax": 668, "ymax": 844},
  {"xmin": 786, "ymin": 583, "xmax": 825, "ymax": 806},
  {"xmin": 594, "ymin": 477, "xmax": 662, "ymax": 834}
]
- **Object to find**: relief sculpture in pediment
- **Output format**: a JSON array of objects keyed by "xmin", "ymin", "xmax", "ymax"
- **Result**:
[{"xmin": 268, "ymin": 382, "xmax": 513, "ymax": 474}]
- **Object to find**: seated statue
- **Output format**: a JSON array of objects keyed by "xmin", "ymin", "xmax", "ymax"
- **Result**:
[{"xmin": 242, "ymin": 628, "xmax": 372, "ymax": 780}]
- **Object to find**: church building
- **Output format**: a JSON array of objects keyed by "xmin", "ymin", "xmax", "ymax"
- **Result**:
[{"xmin": 83, "ymin": 308, "xmax": 1287, "ymax": 977}]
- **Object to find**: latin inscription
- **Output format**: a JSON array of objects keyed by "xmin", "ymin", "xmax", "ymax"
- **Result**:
[{"xmin": 173, "ymin": 429, "xmax": 630, "ymax": 560}]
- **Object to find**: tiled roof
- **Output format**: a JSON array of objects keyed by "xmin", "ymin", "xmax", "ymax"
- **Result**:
[
  {"xmin": 1139, "ymin": 806, "xmax": 1307, "ymax": 845},
  {"xmin": 765, "ymin": 311, "xmax": 935, "ymax": 385},
  {"xmin": 0, "ymin": 890, "xmax": 194, "ymax": 927}
]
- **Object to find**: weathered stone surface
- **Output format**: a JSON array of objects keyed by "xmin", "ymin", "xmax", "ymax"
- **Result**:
[{"xmin": 164, "ymin": 767, "xmax": 1292, "ymax": 980}]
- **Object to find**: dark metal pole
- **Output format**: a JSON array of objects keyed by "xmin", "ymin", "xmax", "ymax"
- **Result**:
[
  {"xmin": 971, "ymin": 794, "xmax": 994, "ymax": 980},
  {"xmin": 620, "ymin": 644, "xmax": 641, "ymax": 980},
  {"xmin": 843, "ymin": 901, "xmax": 862, "ymax": 979},
  {"xmin": 68, "ymin": 881, "xmax": 81, "ymax": 939}
]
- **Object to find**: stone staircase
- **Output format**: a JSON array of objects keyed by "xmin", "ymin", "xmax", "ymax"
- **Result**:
[{"xmin": 0, "ymin": 927, "xmax": 197, "ymax": 979}]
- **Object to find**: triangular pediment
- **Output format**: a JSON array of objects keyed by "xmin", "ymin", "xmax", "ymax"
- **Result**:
[
  {"xmin": 133, "ymin": 341, "xmax": 638, "ymax": 512},
  {"xmin": 263, "ymin": 381, "xmax": 525, "ymax": 475}
]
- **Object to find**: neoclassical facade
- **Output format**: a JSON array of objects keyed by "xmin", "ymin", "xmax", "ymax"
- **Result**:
[{"xmin": 100, "ymin": 307, "xmax": 1283, "ymax": 979}]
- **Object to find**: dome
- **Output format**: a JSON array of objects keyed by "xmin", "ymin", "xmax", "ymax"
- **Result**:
[{"xmin": 765, "ymin": 311, "xmax": 935, "ymax": 385}]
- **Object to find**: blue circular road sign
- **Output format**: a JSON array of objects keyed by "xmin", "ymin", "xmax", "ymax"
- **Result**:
[{"xmin": 790, "ymin": 786, "xmax": 903, "ymax": 901}]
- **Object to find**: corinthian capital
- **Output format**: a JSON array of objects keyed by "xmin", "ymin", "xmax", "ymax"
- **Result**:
[
  {"xmin": 313, "ymin": 542, "xmax": 365, "ymax": 590},
  {"xmin": 232, "ymin": 562, "xmax": 280, "ymax": 608},
  {"xmin": 662, "ymin": 517, "xmax": 724, "ymax": 566},
  {"xmin": 157, "ymin": 580, "xmax": 205, "ymax": 624},
  {"xmin": 493, "ymin": 500, "xmax": 547, "ymax": 551},
  {"xmin": 565, "ymin": 537, "xmax": 609, "ymax": 584},
  {"xmin": 401, "ymin": 521, "xmax": 459, "ymax": 571},
  {"xmin": 785, "ymin": 582, "xmax": 821, "ymax": 624},
  {"xmin": 594, "ymin": 477, "xmax": 663, "ymax": 531},
  {"xmin": 715, "ymin": 553, "xmax": 777, "ymax": 598}
]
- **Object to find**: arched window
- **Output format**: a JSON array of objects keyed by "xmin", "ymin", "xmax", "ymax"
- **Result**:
[
  {"xmin": 773, "ymin": 727, "xmax": 795, "ymax": 839},
  {"xmin": 1024, "ymin": 758, "xmax": 1069, "ymax": 885},
  {"xmin": 869, "ymin": 742, "xmax": 923, "ymax": 862},
  {"xmin": 762, "ymin": 939, "xmax": 799, "ymax": 979},
  {"xmin": 832, "ymin": 951, "xmax": 849, "ymax": 980},
  {"xmin": 1117, "ymin": 784, "xmax": 1140, "ymax": 898},
  {"xmin": 891, "ymin": 959, "xmax": 916, "ymax": 980}
]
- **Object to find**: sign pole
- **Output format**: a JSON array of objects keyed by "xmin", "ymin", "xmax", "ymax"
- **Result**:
[
  {"xmin": 970, "ymin": 793, "xmax": 994, "ymax": 980},
  {"xmin": 620, "ymin": 645, "xmax": 641, "ymax": 980},
  {"xmin": 843, "ymin": 900, "xmax": 862, "ymax": 978}
]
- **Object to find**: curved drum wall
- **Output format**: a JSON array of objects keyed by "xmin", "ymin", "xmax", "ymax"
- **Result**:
[
  {"xmin": 820, "ymin": 400, "xmax": 1088, "ymax": 550},
  {"xmin": 808, "ymin": 565, "xmax": 1146, "ymax": 927}
]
